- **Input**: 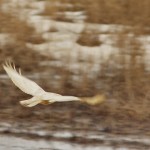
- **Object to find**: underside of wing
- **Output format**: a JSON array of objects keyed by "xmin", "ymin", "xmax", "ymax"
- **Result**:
[
  {"xmin": 20, "ymin": 97, "xmax": 55, "ymax": 107},
  {"xmin": 3, "ymin": 62, "xmax": 45, "ymax": 96}
]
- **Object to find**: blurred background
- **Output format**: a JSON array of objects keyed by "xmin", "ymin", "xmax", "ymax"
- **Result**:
[{"xmin": 0, "ymin": 0, "xmax": 150, "ymax": 149}]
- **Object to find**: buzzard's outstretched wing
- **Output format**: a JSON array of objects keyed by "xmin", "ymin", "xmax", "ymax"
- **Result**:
[{"xmin": 3, "ymin": 62, "xmax": 45, "ymax": 96}]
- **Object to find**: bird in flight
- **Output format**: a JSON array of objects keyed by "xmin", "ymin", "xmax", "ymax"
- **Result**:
[{"xmin": 3, "ymin": 62, "xmax": 105, "ymax": 107}]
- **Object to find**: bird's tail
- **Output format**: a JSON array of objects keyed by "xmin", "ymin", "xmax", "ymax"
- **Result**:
[{"xmin": 20, "ymin": 97, "xmax": 42, "ymax": 107}]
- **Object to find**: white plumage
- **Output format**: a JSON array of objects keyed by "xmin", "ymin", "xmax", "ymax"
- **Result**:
[
  {"xmin": 3, "ymin": 62, "xmax": 80, "ymax": 107},
  {"xmin": 3, "ymin": 62, "xmax": 105, "ymax": 107}
]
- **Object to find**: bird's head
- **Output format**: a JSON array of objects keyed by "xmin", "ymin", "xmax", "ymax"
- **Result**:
[{"xmin": 82, "ymin": 94, "xmax": 106, "ymax": 105}]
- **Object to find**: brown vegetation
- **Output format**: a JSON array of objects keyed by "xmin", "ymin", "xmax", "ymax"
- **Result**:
[
  {"xmin": 77, "ymin": 27, "xmax": 102, "ymax": 47},
  {"xmin": 81, "ymin": 0, "xmax": 150, "ymax": 26},
  {"xmin": 42, "ymin": 0, "xmax": 150, "ymax": 27},
  {"xmin": 0, "ymin": 0, "xmax": 150, "ymax": 131},
  {"xmin": 0, "ymin": 8, "xmax": 50, "ymax": 72}
]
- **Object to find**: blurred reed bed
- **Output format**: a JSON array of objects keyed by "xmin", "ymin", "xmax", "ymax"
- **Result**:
[{"xmin": 0, "ymin": 0, "xmax": 150, "ymax": 122}]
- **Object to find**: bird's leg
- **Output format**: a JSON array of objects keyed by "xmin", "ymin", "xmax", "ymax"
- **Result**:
[{"xmin": 41, "ymin": 100, "xmax": 54, "ymax": 105}]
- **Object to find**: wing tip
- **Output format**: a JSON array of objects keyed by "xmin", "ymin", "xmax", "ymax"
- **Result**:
[
  {"xmin": 3, "ymin": 60, "xmax": 13, "ymax": 69},
  {"xmin": 3, "ymin": 60, "xmax": 22, "ymax": 75}
]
